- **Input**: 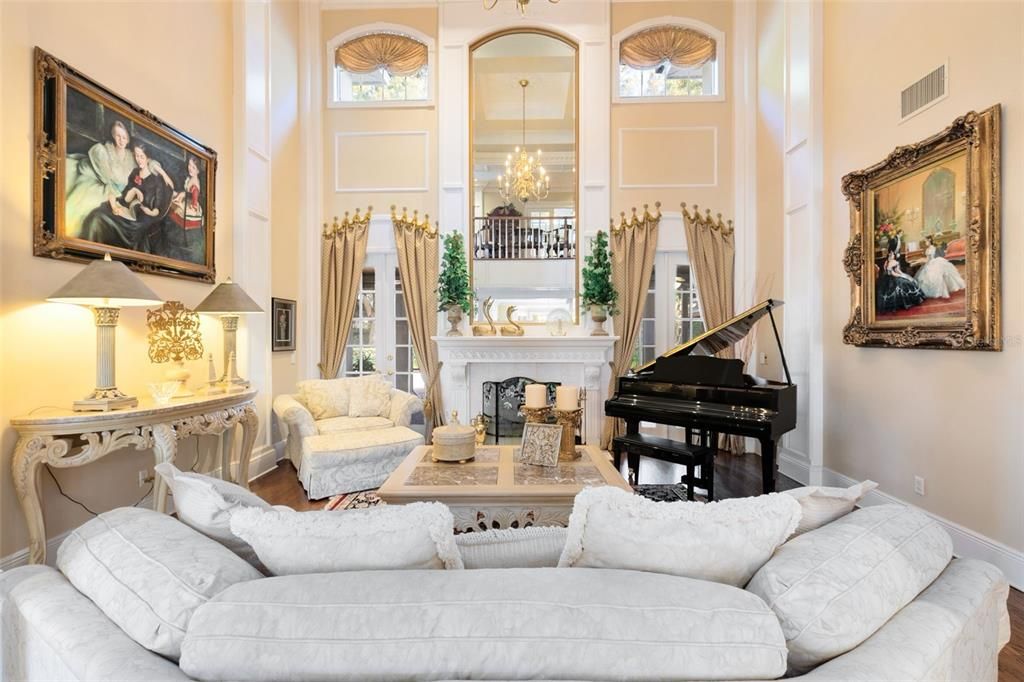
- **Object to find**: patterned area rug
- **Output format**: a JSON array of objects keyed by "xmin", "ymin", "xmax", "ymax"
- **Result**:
[{"xmin": 324, "ymin": 484, "xmax": 705, "ymax": 511}]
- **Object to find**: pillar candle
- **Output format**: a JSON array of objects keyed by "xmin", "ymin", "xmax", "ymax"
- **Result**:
[
  {"xmin": 525, "ymin": 383, "xmax": 548, "ymax": 408},
  {"xmin": 555, "ymin": 385, "xmax": 579, "ymax": 411}
]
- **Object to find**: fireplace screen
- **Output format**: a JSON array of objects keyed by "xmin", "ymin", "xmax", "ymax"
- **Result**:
[{"xmin": 481, "ymin": 377, "xmax": 560, "ymax": 444}]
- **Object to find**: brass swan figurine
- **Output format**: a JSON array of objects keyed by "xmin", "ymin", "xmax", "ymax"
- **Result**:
[
  {"xmin": 500, "ymin": 305, "xmax": 525, "ymax": 336},
  {"xmin": 472, "ymin": 296, "xmax": 497, "ymax": 336}
]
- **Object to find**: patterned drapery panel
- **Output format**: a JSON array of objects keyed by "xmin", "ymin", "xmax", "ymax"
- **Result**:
[
  {"xmin": 601, "ymin": 204, "xmax": 661, "ymax": 450},
  {"xmin": 682, "ymin": 202, "xmax": 739, "ymax": 452},
  {"xmin": 320, "ymin": 209, "xmax": 371, "ymax": 379},
  {"xmin": 619, "ymin": 25, "xmax": 716, "ymax": 70},
  {"xmin": 391, "ymin": 207, "xmax": 444, "ymax": 437},
  {"xmin": 336, "ymin": 33, "xmax": 428, "ymax": 77}
]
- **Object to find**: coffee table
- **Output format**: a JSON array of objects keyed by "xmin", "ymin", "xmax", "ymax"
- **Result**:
[{"xmin": 377, "ymin": 444, "xmax": 631, "ymax": 532}]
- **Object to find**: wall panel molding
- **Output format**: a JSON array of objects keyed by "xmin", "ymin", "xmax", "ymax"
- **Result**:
[
  {"xmin": 618, "ymin": 126, "xmax": 718, "ymax": 189},
  {"xmin": 332, "ymin": 130, "xmax": 430, "ymax": 193}
]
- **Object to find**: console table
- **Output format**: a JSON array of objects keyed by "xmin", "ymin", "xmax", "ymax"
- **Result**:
[{"xmin": 10, "ymin": 390, "xmax": 258, "ymax": 564}]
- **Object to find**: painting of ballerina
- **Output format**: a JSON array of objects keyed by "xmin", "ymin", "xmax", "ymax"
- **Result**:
[
  {"xmin": 871, "ymin": 153, "xmax": 967, "ymax": 323},
  {"xmin": 34, "ymin": 48, "xmax": 217, "ymax": 282}
]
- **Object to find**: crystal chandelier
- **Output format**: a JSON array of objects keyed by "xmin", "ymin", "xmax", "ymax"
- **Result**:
[
  {"xmin": 482, "ymin": 0, "xmax": 559, "ymax": 16},
  {"xmin": 497, "ymin": 80, "xmax": 550, "ymax": 204}
]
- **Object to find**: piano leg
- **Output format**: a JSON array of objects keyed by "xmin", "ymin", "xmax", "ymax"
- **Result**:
[{"xmin": 759, "ymin": 438, "xmax": 778, "ymax": 494}]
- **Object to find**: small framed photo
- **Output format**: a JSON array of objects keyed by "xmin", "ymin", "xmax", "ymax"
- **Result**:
[
  {"xmin": 517, "ymin": 423, "xmax": 562, "ymax": 467},
  {"xmin": 271, "ymin": 298, "xmax": 296, "ymax": 352}
]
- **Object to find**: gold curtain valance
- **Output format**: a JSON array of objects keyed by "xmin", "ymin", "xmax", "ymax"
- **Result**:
[
  {"xmin": 681, "ymin": 202, "xmax": 734, "ymax": 237},
  {"xmin": 611, "ymin": 202, "xmax": 661, "ymax": 234},
  {"xmin": 619, "ymin": 26, "xmax": 716, "ymax": 71},
  {"xmin": 391, "ymin": 205, "xmax": 438, "ymax": 237},
  {"xmin": 323, "ymin": 207, "xmax": 372, "ymax": 239},
  {"xmin": 336, "ymin": 33, "xmax": 428, "ymax": 77}
]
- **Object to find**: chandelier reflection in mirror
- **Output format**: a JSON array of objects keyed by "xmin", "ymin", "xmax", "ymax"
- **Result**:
[
  {"xmin": 497, "ymin": 79, "xmax": 550, "ymax": 204},
  {"xmin": 483, "ymin": 0, "xmax": 559, "ymax": 16}
]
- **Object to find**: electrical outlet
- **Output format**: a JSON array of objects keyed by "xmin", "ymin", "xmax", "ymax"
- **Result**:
[
  {"xmin": 759, "ymin": 352, "xmax": 768, "ymax": 366},
  {"xmin": 914, "ymin": 476, "xmax": 926, "ymax": 496},
  {"xmin": 138, "ymin": 469, "xmax": 149, "ymax": 488}
]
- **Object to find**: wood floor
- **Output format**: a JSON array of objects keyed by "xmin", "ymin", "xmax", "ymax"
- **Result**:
[{"xmin": 250, "ymin": 453, "xmax": 1023, "ymax": 680}]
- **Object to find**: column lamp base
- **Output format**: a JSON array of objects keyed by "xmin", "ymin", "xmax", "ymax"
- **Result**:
[{"xmin": 73, "ymin": 388, "xmax": 138, "ymax": 412}]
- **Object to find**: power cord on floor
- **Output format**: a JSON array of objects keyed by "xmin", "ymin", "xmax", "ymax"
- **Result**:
[{"xmin": 46, "ymin": 464, "xmax": 155, "ymax": 516}]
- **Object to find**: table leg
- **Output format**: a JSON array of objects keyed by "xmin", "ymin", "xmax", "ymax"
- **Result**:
[
  {"xmin": 12, "ymin": 436, "xmax": 67, "ymax": 564},
  {"xmin": 235, "ymin": 404, "xmax": 259, "ymax": 489},
  {"xmin": 221, "ymin": 425, "xmax": 236, "ymax": 483},
  {"xmin": 152, "ymin": 423, "xmax": 177, "ymax": 514}
]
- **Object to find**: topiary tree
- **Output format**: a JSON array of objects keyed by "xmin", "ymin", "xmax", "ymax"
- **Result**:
[
  {"xmin": 437, "ymin": 231, "xmax": 472, "ymax": 314},
  {"xmin": 581, "ymin": 230, "xmax": 617, "ymax": 315}
]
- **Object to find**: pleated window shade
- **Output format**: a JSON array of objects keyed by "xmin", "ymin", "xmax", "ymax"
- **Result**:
[
  {"xmin": 335, "ymin": 32, "xmax": 428, "ymax": 77},
  {"xmin": 619, "ymin": 25, "xmax": 716, "ymax": 71}
]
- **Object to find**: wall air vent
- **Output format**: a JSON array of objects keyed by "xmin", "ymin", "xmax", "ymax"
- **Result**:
[{"xmin": 900, "ymin": 63, "xmax": 947, "ymax": 122}]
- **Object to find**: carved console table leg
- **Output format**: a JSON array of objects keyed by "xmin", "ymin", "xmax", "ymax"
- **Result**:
[
  {"xmin": 221, "ymin": 425, "xmax": 236, "ymax": 483},
  {"xmin": 151, "ymin": 423, "xmax": 177, "ymax": 514},
  {"xmin": 236, "ymin": 405, "xmax": 259, "ymax": 489},
  {"xmin": 12, "ymin": 435, "xmax": 70, "ymax": 564}
]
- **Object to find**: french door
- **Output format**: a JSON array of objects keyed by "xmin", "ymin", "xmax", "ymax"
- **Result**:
[{"xmin": 343, "ymin": 253, "xmax": 425, "ymax": 398}]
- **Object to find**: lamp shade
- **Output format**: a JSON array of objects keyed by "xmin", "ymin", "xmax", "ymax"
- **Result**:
[
  {"xmin": 46, "ymin": 254, "xmax": 162, "ymax": 307},
  {"xmin": 194, "ymin": 278, "xmax": 263, "ymax": 314}
]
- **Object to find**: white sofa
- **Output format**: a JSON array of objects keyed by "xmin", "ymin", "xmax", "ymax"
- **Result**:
[
  {"xmin": 0, "ymin": 510, "xmax": 1010, "ymax": 681},
  {"xmin": 273, "ymin": 376, "xmax": 424, "ymax": 497}
]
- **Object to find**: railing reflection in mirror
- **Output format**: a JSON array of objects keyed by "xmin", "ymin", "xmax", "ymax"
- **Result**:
[{"xmin": 472, "ymin": 216, "xmax": 576, "ymax": 260}]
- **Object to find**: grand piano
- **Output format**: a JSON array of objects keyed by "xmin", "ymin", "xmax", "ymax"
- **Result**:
[{"xmin": 604, "ymin": 299, "xmax": 796, "ymax": 494}]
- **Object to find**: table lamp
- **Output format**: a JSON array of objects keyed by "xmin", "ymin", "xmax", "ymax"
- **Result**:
[
  {"xmin": 47, "ymin": 254, "xmax": 162, "ymax": 411},
  {"xmin": 194, "ymin": 278, "xmax": 263, "ymax": 389}
]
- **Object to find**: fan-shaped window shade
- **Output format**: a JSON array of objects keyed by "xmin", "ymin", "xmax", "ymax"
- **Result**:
[
  {"xmin": 619, "ymin": 26, "xmax": 716, "ymax": 71},
  {"xmin": 336, "ymin": 33, "xmax": 428, "ymax": 77}
]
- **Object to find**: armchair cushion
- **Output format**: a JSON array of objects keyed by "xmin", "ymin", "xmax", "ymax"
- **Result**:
[
  {"xmin": 348, "ymin": 376, "xmax": 392, "ymax": 418},
  {"xmin": 297, "ymin": 379, "xmax": 350, "ymax": 419},
  {"xmin": 316, "ymin": 415, "xmax": 394, "ymax": 434}
]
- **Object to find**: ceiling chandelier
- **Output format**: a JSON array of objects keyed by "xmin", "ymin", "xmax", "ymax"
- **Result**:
[
  {"xmin": 482, "ymin": 0, "xmax": 559, "ymax": 17},
  {"xmin": 497, "ymin": 79, "xmax": 550, "ymax": 204}
]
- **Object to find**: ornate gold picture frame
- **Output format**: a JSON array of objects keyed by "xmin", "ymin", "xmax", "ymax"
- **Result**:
[{"xmin": 842, "ymin": 105, "xmax": 1000, "ymax": 350}]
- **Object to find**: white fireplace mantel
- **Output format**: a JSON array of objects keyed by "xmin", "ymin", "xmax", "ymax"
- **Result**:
[{"xmin": 433, "ymin": 335, "xmax": 619, "ymax": 446}]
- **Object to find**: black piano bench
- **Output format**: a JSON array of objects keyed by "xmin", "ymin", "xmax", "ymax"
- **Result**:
[{"xmin": 611, "ymin": 433, "xmax": 715, "ymax": 502}]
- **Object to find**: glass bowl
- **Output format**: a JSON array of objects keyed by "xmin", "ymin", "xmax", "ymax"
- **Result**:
[{"xmin": 148, "ymin": 382, "xmax": 181, "ymax": 405}]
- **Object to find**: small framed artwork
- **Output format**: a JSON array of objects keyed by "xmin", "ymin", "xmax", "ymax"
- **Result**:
[
  {"xmin": 841, "ymin": 105, "xmax": 1000, "ymax": 350},
  {"xmin": 517, "ymin": 423, "xmax": 562, "ymax": 467},
  {"xmin": 33, "ymin": 48, "xmax": 218, "ymax": 282},
  {"xmin": 272, "ymin": 298, "xmax": 296, "ymax": 352}
]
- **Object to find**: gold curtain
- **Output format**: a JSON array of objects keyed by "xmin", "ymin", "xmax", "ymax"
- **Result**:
[
  {"xmin": 391, "ymin": 207, "xmax": 445, "ymax": 440},
  {"xmin": 682, "ymin": 203, "xmax": 739, "ymax": 452},
  {"xmin": 336, "ymin": 33, "xmax": 428, "ymax": 77},
  {"xmin": 601, "ymin": 204, "xmax": 661, "ymax": 450},
  {"xmin": 619, "ymin": 26, "xmax": 716, "ymax": 70},
  {"xmin": 319, "ymin": 209, "xmax": 371, "ymax": 379}
]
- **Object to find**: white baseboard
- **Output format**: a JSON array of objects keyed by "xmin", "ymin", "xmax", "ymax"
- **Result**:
[
  {"xmin": 778, "ymin": 448, "xmax": 811, "ymax": 484},
  {"xmin": 821, "ymin": 467, "xmax": 1024, "ymax": 591},
  {"xmin": 0, "ymin": 443, "xmax": 285, "ymax": 572}
]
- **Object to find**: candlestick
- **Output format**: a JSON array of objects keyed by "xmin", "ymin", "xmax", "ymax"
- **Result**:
[
  {"xmin": 524, "ymin": 383, "xmax": 547, "ymax": 409},
  {"xmin": 520, "ymin": 405, "xmax": 552, "ymax": 424},
  {"xmin": 555, "ymin": 385, "xmax": 579, "ymax": 411},
  {"xmin": 553, "ymin": 407, "xmax": 582, "ymax": 460}
]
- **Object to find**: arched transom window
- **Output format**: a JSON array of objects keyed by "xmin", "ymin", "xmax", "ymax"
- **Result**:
[
  {"xmin": 329, "ymin": 25, "xmax": 434, "ymax": 106},
  {"xmin": 614, "ymin": 19, "xmax": 723, "ymax": 101}
]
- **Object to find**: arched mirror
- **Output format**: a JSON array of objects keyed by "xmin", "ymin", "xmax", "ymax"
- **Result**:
[{"xmin": 469, "ymin": 29, "xmax": 579, "ymax": 325}]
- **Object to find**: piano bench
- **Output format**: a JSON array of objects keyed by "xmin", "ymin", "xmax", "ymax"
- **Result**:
[{"xmin": 611, "ymin": 433, "xmax": 715, "ymax": 501}]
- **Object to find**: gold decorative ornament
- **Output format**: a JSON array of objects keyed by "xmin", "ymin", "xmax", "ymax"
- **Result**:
[
  {"xmin": 520, "ymin": 405, "xmax": 552, "ymax": 424},
  {"xmin": 680, "ymin": 202, "xmax": 733, "ymax": 236},
  {"xmin": 390, "ymin": 205, "xmax": 438, "ymax": 237},
  {"xmin": 147, "ymin": 301, "xmax": 204, "ymax": 398},
  {"xmin": 470, "ymin": 414, "xmax": 489, "ymax": 446},
  {"xmin": 500, "ymin": 304, "xmax": 525, "ymax": 336},
  {"xmin": 497, "ymin": 80, "xmax": 550, "ymax": 204},
  {"xmin": 483, "ymin": 0, "xmax": 560, "ymax": 17},
  {"xmin": 841, "ymin": 106, "xmax": 1000, "ymax": 351},
  {"xmin": 472, "ymin": 296, "xmax": 498, "ymax": 336},
  {"xmin": 553, "ymin": 407, "xmax": 582, "ymax": 460},
  {"xmin": 611, "ymin": 202, "xmax": 662, "ymax": 235},
  {"xmin": 323, "ymin": 207, "xmax": 372, "ymax": 237}
]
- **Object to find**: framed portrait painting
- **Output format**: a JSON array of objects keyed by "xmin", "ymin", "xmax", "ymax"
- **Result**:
[
  {"xmin": 841, "ymin": 105, "xmax": 1000, "ymax": 350},
  {"xmin": 33, "ymin": 48, "xmax": 217, "ymax": 282},
  {"xmin": 272, "ymin": 298, "xmax": 296, "ymax": 352}
]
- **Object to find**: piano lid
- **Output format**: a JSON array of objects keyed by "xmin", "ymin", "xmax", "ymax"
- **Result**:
[{"xmin": 634, "ymin": 298, "xmax": 786, "ymax": 374}]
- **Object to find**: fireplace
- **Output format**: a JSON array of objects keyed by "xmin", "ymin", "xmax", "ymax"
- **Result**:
[{"xmin": 481, "ymin": 377, "xmax": 560, "ymax": 443}]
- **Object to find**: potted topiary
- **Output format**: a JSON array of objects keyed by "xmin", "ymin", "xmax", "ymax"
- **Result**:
[
  {"xmin": 437, "ymin": 231, "xmax": 472, "ymax": 336},
  {"xmin": 580, "ymin": 230, "xmax": 617, "ymax": 336}
]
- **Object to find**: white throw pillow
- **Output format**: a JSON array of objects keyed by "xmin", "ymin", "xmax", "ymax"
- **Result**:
[
  {"xmin": 155, "ymin": 462, "xmax": 273, "ymax": 571},
  {"xmin": 297, "ymin": 379, "xmax": 349, "ymax": 419},
  {"xmin": 229, "ymin": 503, "xmax": 463, "ymax": 575},
  {"xmin": 558, "ymin": 486, "xmax": 801, "ymax": 587},
  {"xmin": 747, "ymin": 503, "xmax": 953, "ymax": 674},
  {"xmin": 57, "ymin": 507, "xmax": 261, "ymax": 661},
  {"xmin": 456, "ymin": 526, "xmax": 567, "ymax": 569},
  {"xmin": 181, "ymin": 568, "xmax": 787, "ymax": 682},
  {"xmin": 784, "ymin": 479, "xmax": 878, "ymax": 535},
  {"xmin": 347, "ymin": 376, "xmax": 392, "ymax": 418}
]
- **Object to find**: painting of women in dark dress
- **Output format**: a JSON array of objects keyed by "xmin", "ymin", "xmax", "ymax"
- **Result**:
[{"xmin": 33, "ymin": 48, "xmax": 217, "ymax": 282}]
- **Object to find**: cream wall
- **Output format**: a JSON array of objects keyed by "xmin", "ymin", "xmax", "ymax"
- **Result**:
[
  {"xmin": 611, "ymin": 1, "xmax": 734, "ymax": 218},
  {"xmin": 0, "ymin": 1, "xmax": 236, "ymax": 558},
  {"xmin": 321, "ymin": 7, "xmax": 439, "ymax": 225},
  {"xmin": 271, "ymin": 0, "xmax": 301, "ymax": 439},
  {"xmin": 822, "ymin": 1, "xmax": 1024, "ymax": 550}
]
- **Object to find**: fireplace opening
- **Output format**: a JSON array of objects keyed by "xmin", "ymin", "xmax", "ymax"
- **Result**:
[{"xmin": 481, "ymin": 377, "xmax": 560, "ymax": 444}]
